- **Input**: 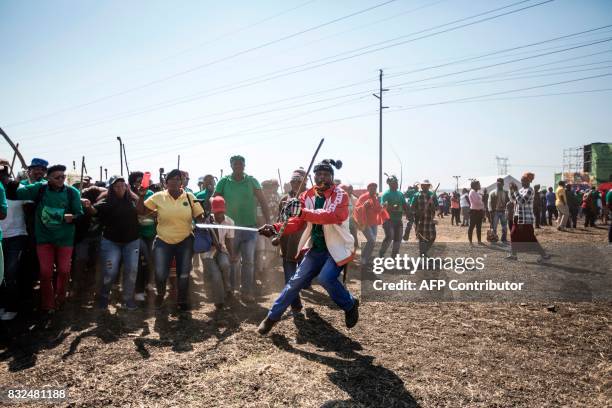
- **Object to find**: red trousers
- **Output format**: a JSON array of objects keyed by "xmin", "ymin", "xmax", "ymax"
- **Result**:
[{"xmin": 36, "ymin": 244, "xmax": 73, "ymax": 311}]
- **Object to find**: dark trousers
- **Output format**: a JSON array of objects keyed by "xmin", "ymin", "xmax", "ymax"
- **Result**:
[
  {"xmin": 534, "ymin": 207, "xmax": 541, "ymax": 227},
  {"xmin": 380, "ymin": 219, "xmax": 403, "ymax": 257},
  {"xmin": 0, "ymin": 236, "xmax": 28, "ymax": 312},
  {"xmin": 19, "ymin": 235, "xmax": 39, "ymax": 309},
  {"xmin": 451, "ymin": 208, "xmax": 460, "ymax": 225},
  {"xmin": 547, "ymin": 205, "xmax": 558, "ymax": 225},
  {"xmin": 468, "ymin": 209, "xmax": 484, "ymax": 243},
  {"xmin": 567, "ymin": 208, "xmax": 578, "ymax": 228},
  {"xmin": 584, "ymin": 208, "xmax": 597, "ymax": 227},
  {"xmin": 136, "ymin": 236, "xmax": 155, "ymax": 294},
  {"xmin": 418, "ymin": 231, "xmax": 436, "ymax": 257}
]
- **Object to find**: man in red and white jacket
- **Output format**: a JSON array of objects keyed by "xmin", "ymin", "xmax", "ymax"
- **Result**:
[{"xmin": 257, "ymin": 159, "xmax": 359, "ymax": 335}]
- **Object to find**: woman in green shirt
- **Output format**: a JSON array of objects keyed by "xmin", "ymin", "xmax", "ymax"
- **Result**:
[{"xmin": 15, "ymin": 164, "xmax": 83, "ymax": 312}]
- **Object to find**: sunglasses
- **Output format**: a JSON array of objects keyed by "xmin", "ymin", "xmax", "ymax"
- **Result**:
[{"xmin": 49, "ymin": 175, "xmax": 66, "ymax": 180}]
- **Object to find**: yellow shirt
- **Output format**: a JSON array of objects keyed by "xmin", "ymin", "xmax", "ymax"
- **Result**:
[
  {"xmin": 555, "ymin": 186, "xmax": 567, "ymax": 207},
  {"xmin": 144, "ymin": 190, "xmax": 204, "ymax": 244}
]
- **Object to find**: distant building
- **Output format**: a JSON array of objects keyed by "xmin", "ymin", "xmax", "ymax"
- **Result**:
[
  {"xmin": 459, "ymin": 175, "xmax": 521, "ymax": 193},
  {"xmin": 557, "ymin": 143, "xmax": 612, "ymax": 186}
]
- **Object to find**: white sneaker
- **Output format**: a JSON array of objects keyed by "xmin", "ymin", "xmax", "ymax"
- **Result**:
[
  {"xmin": 134, "ymin": 293, "xmax": 145, "ymax": 302},
  {"xmin": 1, "ymin": 311, "xmax": 17, "ymax": 321}
]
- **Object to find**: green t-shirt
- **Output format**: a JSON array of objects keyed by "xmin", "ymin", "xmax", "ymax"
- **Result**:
[
  {"xmin": 404, "ymin": 189, "xmax": 417, "ymax": 206},
  {"xmin": 382, "ymin": 189, "xmax": 405, "ymax": 222},
  {"xmin": 214, "ymin": 174, "xmax": 261, "ymax": 227},
  {"xmin": 195, "ymin": 189, "xmax": 212, "ymax": 202},
  {"xmin": 0, "ymin": 183, "xmax": 7, "ymax": 241},
  {"xmin": 311, "ymin": 195, "xmax": 326, "ymax": 251},
  {"xmin": 16, "ymin": 182, "xmax": 83, "ymax": 246},
  {"xmin": 139, "ymin": 189, "xmax": 156, "ymax": 238},
  {"xmin": 606, "ymin": 189, "xmax": 612, "ymax": 207}
]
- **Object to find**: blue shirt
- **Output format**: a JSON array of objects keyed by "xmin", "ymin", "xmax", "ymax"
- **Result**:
[{"xmin": 545, "ymin": 191, "xmax": 556, "ymax": 206}]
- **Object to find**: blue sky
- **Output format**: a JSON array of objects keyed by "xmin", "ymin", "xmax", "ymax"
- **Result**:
[{"xmin": 1, "ymin": 0, "xmax": 611, "ymax": 189}]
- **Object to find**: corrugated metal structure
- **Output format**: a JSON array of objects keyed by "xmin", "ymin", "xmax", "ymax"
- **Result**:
[{"xmin": 583, "ymin": 143, "xmax": 612, "ymax": 184}]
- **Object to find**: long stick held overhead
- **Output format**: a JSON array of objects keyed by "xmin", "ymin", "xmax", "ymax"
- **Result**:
[{"xmin": 272, "ymin": 138, "xmax": 324, "ymax": 245}]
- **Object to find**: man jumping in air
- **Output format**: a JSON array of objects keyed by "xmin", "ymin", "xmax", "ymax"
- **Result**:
[{"xmin": 256, "ymin": 159, "xmax": 359, "ymax": 335}]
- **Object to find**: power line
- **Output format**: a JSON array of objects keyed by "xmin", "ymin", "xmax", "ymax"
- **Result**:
[
  {"xmin": 76, "ymin": 59, "xmax": 608, "ymax": 152},
  {"xmin": 52, "ymin": 1, "xmax": 321, "ymax": 97},
  {"xmin": 6, "ymin": 0, "xmax": 399, "ymax": 128},
  {"xmin": 16, "ymin": 0, "xmax": 561, "ymax": 140},
  {"xmin": 388, "ymin": 37, "xmax": 612, "ymax": 89},
  {"xmin": 112, "ymin": 75, "xmax": 612, "ymax": 162},
  {"xmin": 34, "ymin": 56, "xmax": 612, "ymax": 158},
  {"xmin": 243, "ymin": 0, "xmax": 449, "ymax": 63},
  {"xmin": 110, "ymin": 39, "xmax": 612, "ymax": 141},
  {"xmin": 394, "ymin": 61, "xmax": 612, "ymax": 94},
  {"xmin": 152, "ymin": 0, "xmax": 319, "ymax": 64},
  {"xmin": 31, "ymin": 48, "xmax": 612, "ymax": 162},
  {"xmin": 392, "ymin": 72, "xmax": 612, "ymax": 111},
  {"xmin": 127, "ymin": 86, "xmax": 611, "ymax": 164}
]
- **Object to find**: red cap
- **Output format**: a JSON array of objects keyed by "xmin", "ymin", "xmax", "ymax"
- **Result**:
[{"xmin": 211, "ymin": 196, "xmax": 226, "ymax": 213}]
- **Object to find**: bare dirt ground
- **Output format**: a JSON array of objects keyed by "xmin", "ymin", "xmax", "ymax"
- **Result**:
[{"xmin": 1, "ymin": 216, "xmax": 610, "ymax": 407}]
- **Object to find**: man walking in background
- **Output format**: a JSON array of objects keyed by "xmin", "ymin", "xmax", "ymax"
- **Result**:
[{"xmin": 555, "ymin": 181, "xmax": 569, "ymax": 231}]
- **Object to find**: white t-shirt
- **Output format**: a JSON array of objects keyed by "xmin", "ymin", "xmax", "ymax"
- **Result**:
[
  {"xmin": 201, "ymin": 215, "xmax": 235, "ymax": 259},
  {"xmin": 0, "ymin": 200, "xmax": 27, "ymax": 238}
]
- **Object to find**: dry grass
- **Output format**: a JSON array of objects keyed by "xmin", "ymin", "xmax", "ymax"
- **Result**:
[{"xmin": 0, "ymin": 218, "xmax": 610, "ymax": 407}]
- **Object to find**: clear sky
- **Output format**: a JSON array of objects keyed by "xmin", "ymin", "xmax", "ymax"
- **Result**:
[{"xmin": 1, "ymin": 0, "xmax": 611, "ymax": 189}]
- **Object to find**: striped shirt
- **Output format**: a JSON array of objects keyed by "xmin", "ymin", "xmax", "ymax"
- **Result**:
[{"xmin": 511, "ymin": 187, "xmax": 535, "ymax": 225}]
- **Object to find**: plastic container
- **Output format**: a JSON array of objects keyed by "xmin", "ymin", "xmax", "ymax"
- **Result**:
[{"xmin": 141, "ymin": 171, "xmax": 151, "ymax": 189}]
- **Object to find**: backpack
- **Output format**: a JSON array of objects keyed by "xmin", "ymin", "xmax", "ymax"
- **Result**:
[
  {"xmin": 186, "ymin": 193, "xmax": 213, "ymax": 253},
  {"xmin": 34, "ymin": 184, "xmax": 75, "ymax": 213}
]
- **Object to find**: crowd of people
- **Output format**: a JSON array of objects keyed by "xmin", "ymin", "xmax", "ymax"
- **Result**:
[{"xmin": 0, "ymin": 155, "xmax": 610, "ymax": 336}]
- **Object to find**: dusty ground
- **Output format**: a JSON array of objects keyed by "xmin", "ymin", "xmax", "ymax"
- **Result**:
[{"xmin": 0, "ymin": 217, "xmax": 610, "ymax": 407}]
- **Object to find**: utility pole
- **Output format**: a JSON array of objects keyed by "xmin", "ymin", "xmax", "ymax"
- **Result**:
[
  {"xmin": 452, "ymin": 175, "xmax": 461, "ymax": 192},
  {"xmin": 99, "ymin": 166, "xmax": 103, "ymax": 182},
  {"xmin": 177, "ymin": 155, "xmax": 181, "ymax": 170},
  {"xmin": 104, "ymin": 168, "xmax": 108, "ymax": 180},
  {"xmin": 117, "ymin": 136, "xmax": 123, "ymax": 176},
  {"xmin": 372, "ymin": 69, "xmax": 389, "ymax": 192}
]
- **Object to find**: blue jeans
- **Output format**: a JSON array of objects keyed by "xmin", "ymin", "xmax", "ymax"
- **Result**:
[
  {"xmin": 153, "ymin": 236, "xmax": 194, "ymax": 304},
  {"xmin": 99, "ymin": 238, "xmax": 140, "ymax": 304},
  {"xmin": 0, "ymin": 235, "xmax": 28, "ymax": 312},
  {"xmin": 269, "ymin": 249, "xmax": 355, "ymax": 321},
  {"xmin": 361, "ymin": 225, "xmax": 378, "ymax": 266},
  {"xmin": 202, "ymin": 251, "xmax": 232, "ymax": 304},
  {"xmin": 230, "ymin": 230, "xmax": 257, "ymax": 296},
  {"xmin": 492, "ymin": 211, "xmax": 508, "ymax": 241},
  {"xmin": 380, "ymin": 219, "xmax": 403, "ymax": 257},
  {"xmin": 282, "ymin": 259, "xmax": 302, "ymax": 310}
]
